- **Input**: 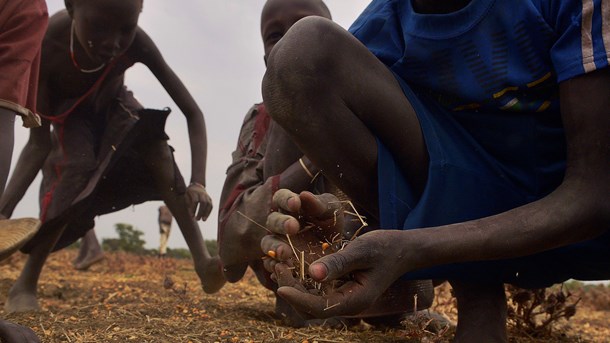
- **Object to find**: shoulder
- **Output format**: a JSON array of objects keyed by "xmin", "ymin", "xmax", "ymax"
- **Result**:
[
  {"xmin": 126, "ymin": 27, "xmax": 162, "ymax": 64},
  {"xmin": 44, "ymin": 10, "xmax": 70, "ymax": 48},
  {"xmin": 240, "ymin": 103, "xmax": 268, "ymax": 129},
  {"xmin": 39, "ymin": 11, "xmax": 70, "ymax": 74}
]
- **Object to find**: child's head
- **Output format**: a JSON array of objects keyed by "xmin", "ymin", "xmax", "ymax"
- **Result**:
[
  {"xmin": 261, "ymin": 0, "xmax": 331, "ymax": 64},
  {"xmin": 65, "ymin": 0, "xmax": 143, "ymax": 65}
]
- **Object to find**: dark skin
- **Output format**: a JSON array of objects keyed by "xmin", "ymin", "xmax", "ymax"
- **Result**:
[
  {"xmin": 260, "ymin": 0, "xmax": 331, "ymax": 179},
  {"xmin": 72, "ymin": 228, "xmax": 104, "ymax": 270},
  {"xmin": 1, "ymin": 0, "xmax": 225, "ymax": 313},
  {"xmin": 260, "ymin": 7, "xmax": 610, "ymax": 343},
  {"xmin": 0, "ymin": 319, "xmax": 40, "ymax": 343}
]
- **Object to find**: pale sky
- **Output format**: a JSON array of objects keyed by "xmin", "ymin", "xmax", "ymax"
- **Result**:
[{"xmin": 11, "ymin": 1, "xmax": 372, "ymax": 250}]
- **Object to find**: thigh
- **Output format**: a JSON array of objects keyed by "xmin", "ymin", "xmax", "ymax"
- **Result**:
[{"xmin": 263, "ymin": 17, "xmax": 428, "ymax": 216}]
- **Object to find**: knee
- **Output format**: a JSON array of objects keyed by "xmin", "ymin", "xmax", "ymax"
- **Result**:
[{"xmin": 262, "ymin": 17, "xmax": 343, "ymax": 123}]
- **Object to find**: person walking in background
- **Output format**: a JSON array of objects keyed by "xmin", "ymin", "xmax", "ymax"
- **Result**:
[{"xmin": 158, "ymin": 205, "xmax": 172, "ymax": 257}]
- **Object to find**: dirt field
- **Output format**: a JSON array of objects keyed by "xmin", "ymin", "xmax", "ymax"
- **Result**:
[{"xmin": 1, "ymin": 250, "xmax": 608, "ymax": 342}]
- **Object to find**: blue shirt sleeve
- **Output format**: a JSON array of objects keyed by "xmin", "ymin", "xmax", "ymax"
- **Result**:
[
  {"xmin": 544, "ymin": 0, "xmax": 610, "ymax": 82},
  {"xmin": 348, "ymin": 0, "xmax": 405, "ymax": 68}
]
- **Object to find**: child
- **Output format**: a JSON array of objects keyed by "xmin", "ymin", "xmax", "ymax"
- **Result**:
[
  {"xmin": 1, "ymin": 0, "xmax": 225, "ymax": 313},
  {"xmin": 158, "ymin": 205, "xmax": 172, "ymax": 257},
  {"xmin": 261, "ymin": 0, "xmax": 610, "ymax": 341},
  {"xmin": 218, "ymin": 0, "xmax": 433, "ymax": 327}
]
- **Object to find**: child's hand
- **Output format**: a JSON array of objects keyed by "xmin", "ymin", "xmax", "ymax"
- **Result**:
[
  {"xmin": 275, "ymin": 229, "xmax": 409, "ymax": 319},
  {"xmin": 261, "ymin": 190, "xmax": 346, "ymax": 268},
  {"xmin": 186, "ymin": 183, "xmax": 213, "ymax": 221},
  {"xmin": 262, "ymin": 189, "xmax": 410, "ymax": 319}
]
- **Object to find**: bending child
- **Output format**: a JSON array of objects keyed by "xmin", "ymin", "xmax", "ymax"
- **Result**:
[
  {"xmin": 218, "ymin": 0, "xmax": 433, "ymax": 327},
  {"xmin": 0, "ymin": 0, "xmax": 225, "ymax": 313},
  {"xmin": 261, "ymin": 0, "xmax": 610, "ymax": 342}
]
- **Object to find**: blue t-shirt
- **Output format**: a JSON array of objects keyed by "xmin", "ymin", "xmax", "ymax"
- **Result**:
[
  {"xmin": 350, "ymin": 0, "xmax": 609, "ymax": 114},
  {"xmin": 348, "ymin": 0, "xmax": 610, "ymax": 285}
]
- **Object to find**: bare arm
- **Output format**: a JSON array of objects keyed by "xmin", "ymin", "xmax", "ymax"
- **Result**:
[
  {"xmin": 135, "ymin": 29, "xmax": 208, "ymax": 185},
  {"xmin": 0, "ymin": 71, "xmax": 52, "ymax": 218},
  {"xmin": 398, "ymin": 68, "xmax": 610, "ymax": 272}
]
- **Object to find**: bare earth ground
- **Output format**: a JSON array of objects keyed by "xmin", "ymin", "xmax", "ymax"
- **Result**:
[{"xmin": 0, "ymin": 250, "xmax": 608, "ymax": 343}]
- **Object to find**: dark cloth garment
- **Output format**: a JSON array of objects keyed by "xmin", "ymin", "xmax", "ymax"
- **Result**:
[
  {"xmin": 0, "ymin": 0, "xmax": 48, "ymax": 122},
  {"xmin": 22, "ymin": 87, "xmax": 185, "ymax": 252},
  {"xmin": 217, "ymin": 103, "xmax": 273, "ymax": 284}
]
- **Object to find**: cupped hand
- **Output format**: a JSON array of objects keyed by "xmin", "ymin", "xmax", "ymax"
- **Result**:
[
  {"xmin": 261, "ymin": 190, "xmax": 346, "ymax": 272},
  {"xmin": 0, "ymin": 320, "xmax": 40, "ymax": 342},
  {"xmin": 275, "ymin": 229, "xmax": 408, "ymax": 318},
  {"xmin": 186, "ymin": 183, "xmax": 213, "ymax": 221}
]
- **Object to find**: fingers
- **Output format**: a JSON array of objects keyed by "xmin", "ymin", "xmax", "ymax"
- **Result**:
[
  {"xmin": 268, "ymin": 190, "xmax": 343, "ymax": 235},
  {"xmin": 274, "ymin": 263, "xmax": 308, "ymax": 292},
  {"xmin": 195, "ymin": 193, "xmax": 213, "ymax": 221},
  {"xmin": 266, "ymin": 211, "xmax": 300, "ymax": 235},
  {"xmin": 272, "ymin": 189, "xmax": 301, "ymax": 213},
  {"xmin": 261, "ymin": 235, "xmax": 296, "ymax": 261},
  {"xmin": 299, "ymin": 192, "xmax": 341, "ymax": 218},
  {"xmin": 306, "ymin": 238, "xmax": 373, "ymax": 282},
  {"xmin": 186, "ymin": 184, "xmax": 213, "ymax": 221}
]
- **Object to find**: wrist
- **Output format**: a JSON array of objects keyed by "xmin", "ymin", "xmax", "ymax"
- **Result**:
[
  {"xmin": 299, "ymin": 157, "xmax": 320, "ymax": 182},
  {"xmin": 189, "ymin": 181, "xmax": 206, "ymax": 188}
]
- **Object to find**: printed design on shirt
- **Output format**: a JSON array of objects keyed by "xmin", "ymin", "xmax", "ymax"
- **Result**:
[{"xmin": 424, "ymin": 17, "xmax": 557, "ymax": 113}]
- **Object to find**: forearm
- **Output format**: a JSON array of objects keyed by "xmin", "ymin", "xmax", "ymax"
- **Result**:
[
  {"xmin": 187, "ymin": 113, "xmax": 207, "ymax": 185},
  {"xmin": 398, "ymin": 178, "xmax": 609, "ymax": 276},
  {"xmin": 0, "ymin": 142, "xmax": 50, "ymax": 217}
]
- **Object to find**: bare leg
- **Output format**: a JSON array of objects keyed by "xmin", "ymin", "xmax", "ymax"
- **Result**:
[
  {"xmin": 450, "ymin": 280, "xmax": 508, "ymax": 343},
  {"xmin": 73, "ymin": 229, "xmax": 105, "ymax": 270},
  {"xmin": 5, "ymin": 223, "xmax": 66, "ymax": 313},
  {"xmin": 262, "ymin": 17, "xmax": 429, "ymax": 217},
  {"xmin": 143, "ymin": 141, "xmax": 225, "ymax": 293},
  {"xmin": 0, "ymin": 108, "xmax": 16, "ymax": 195}
]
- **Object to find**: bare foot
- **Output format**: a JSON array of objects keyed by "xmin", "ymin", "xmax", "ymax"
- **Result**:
[
  {"xmin": 197, "ymin": 256, "xmax": 226, "ymax": 294},
  {"xmin": 74, "ymin": 252, "xmax": 105, "ymax": 271},
  {"xmin": 4, "ymin": 288, "xmax": 41, "ymax": 313}
]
